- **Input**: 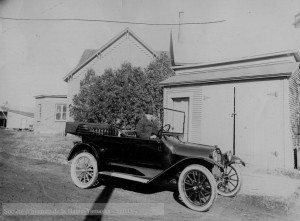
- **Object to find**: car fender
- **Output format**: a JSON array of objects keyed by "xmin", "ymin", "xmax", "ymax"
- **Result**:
[
  {"xmin": 227, "ymin": 155, "xmax": 245, "ymax": 166},
  {"xmin": 148, "ymin": 157, "xmax": 223, "ymax": 184},
  {"xmin": 67, "ymin": 142, "xmax": 99, "ymax": 161}
]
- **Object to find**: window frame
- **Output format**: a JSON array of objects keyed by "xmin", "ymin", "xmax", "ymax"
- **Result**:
[
  {"xmin": 37, "ymin": 104, "xmax": 41, "ymax": 122},
  {"xmin": 55, "ymin": 104, "xmax": 67, "ymax": 121}
]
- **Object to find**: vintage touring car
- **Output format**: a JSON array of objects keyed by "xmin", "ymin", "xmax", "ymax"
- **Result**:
[{"xmin": 66, "ymin": 108, "xmax": 245, "ymax": 212}]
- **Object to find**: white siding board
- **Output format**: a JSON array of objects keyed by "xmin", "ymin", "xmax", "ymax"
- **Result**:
[
  {"xmin": 283, "ymin": 78, "xmax": 295, "ymax": 168},
  {"xmin": 164, "ymin": 85, "xmax": 203, "ymax": 144},
  {"xmin": 163, "ymin": 78, "xmax": 293, "ymax": 169},
  {"xmin": 66, "ymin": 33, "xmax": 155, "ymax": 121},
  {"xmin": 165, "ymin": 53, "xmax": 300, "ymax": 169}
]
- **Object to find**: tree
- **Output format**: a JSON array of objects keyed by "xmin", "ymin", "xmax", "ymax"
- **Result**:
[
  {"xmin": 70, "ymin": 52, "xmax": 174, "ymax": 129},
  {"xmin": 69, "ymin": 69, "xmax": 99, "ymax": 123},
  {"xmin": 144, "ymin": 52, "xmax": 174, "ymax": 117}
]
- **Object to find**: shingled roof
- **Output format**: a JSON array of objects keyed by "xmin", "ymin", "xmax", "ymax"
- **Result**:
[{"xmin": 77, "ymin": 49, "xmax": 98, "ymax": 67}]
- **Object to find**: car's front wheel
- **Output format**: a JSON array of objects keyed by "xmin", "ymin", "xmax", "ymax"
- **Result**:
[
  {"xmin": 217, "ymin": 164, "xmax": 242, "ymax": 197},
  {"xmin": 71, "ymin": 152, "xmax": 98, "ymax": 189},
  {"xmin": 178, "ymin": 165, "xmax": 217, "ymax": 212}
]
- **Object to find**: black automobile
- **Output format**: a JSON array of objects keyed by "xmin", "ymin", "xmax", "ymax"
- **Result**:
[{"xmin": 66, "ymin": 108, "xmax": 245, "ymax": 212}]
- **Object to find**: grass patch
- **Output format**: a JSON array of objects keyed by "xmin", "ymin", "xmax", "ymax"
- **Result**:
[
  {"xmin": 229, "ymin": 194, "xmax": 297, "ymax": 221},
  {"xmin": 242, "ymin": 194, "xmax": 289, "ymax": 213},
  {"xmin": 244, "ymin": 165, "xmax": 300, "ymax": 180},
  {"xmin": 272, "ymin": 168, "xmax": 300, "ymax": 180},
  {"xmin": 0, "ymin": 129, "xmax": 80, "ymax": 164}
]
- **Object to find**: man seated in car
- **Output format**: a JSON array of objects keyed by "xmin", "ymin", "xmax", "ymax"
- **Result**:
[{"xmin": 136, "ymin": 107, "xmax": 161, "ymax": 139}]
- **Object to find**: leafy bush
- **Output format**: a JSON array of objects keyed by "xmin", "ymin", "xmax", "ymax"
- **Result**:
[{"xmin": 70, "ymin": 52, "xmax": 174, "ymax": 129}]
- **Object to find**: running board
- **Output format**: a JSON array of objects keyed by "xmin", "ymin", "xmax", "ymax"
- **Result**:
[{"xmin": 99, "ymin": 171, "xmax": 149, "ymax": 183}]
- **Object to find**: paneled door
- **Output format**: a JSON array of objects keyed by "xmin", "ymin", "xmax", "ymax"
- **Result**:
[
  {"xmin": 200, "ymin": 84, "xmax": 234, "ymax": 153},
  {"xmin": 172, "ymin": 98, "xmax": 189, "ymax": 141},
  {"xmin": 235, "ymin": 80, "xmax": 284, "ymax": 168}
]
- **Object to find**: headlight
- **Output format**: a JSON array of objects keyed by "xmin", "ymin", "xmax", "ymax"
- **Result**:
[
  {"xmin": 212, "ymin": 150, "xmax": 218, "ymax": 162},
  {"xmin": 226, "ymin": 150, "xmax": 232, "ymax": 162}
]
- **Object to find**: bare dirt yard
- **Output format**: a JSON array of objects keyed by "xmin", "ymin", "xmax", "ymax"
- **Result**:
[{"xmin": 1, "ymin": 129, "xmax": 300, "ymax": 221}]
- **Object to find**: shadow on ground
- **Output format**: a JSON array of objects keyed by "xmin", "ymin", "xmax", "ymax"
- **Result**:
[{"xmin": 84, "ymin": 177, "xmax": 176, "ymax": 221}]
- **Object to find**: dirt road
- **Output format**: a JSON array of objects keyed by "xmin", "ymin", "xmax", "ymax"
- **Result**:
[{"xmin": 0, "ymin": 152, "xmax": 299, "ymax": 221}]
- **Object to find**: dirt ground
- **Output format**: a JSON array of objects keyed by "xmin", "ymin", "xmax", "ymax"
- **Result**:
[{"xmin": 1, "ymin": 151, "xmax": 300, "ymax": 221}]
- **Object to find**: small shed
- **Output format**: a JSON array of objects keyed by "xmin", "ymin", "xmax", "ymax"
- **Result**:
[
  {"xmin": 34, "ymin": 95, "xmax": 67, "ymax": 134},
  {"xmin": 160, "ymin": 51, "xmax": 300, "ymax": 169},
  {"xmin": 0, "ymin": 106, "xmax": 8, "ymax": 127},
  {"xmin": 0, "ymin": 106, "xmax": 34, "ymax": 130}
]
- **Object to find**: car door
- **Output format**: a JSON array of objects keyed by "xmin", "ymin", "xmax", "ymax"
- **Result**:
[
  {"xmin": 122, "ymin": 137, "xmax": 163, "ymax": 169},
  {"xmin": 88, "ymin": 135, "xmax": 125, "ymax": 163}
]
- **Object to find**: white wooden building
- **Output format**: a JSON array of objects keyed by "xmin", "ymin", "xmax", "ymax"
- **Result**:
[
  {"xmin": 63, "ymin": 28, "xmax": 159, "ymax": 121},
  {"xmin": 160, "ymin": 51, "xmax": 300, "ymax": 169},
  {"xmin": 34, "ymin": 95, "xmax": 67, "ymax": 134},
  {"xmin": 0, "ymin": 106, "xmax": 34, "ymax": 130}
]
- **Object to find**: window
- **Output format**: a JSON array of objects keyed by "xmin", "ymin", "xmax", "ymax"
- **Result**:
[
  {"xmin": 55, "ymin": 104, "xmax": 66, "ymax": 121},
  {"xmin": 38, "ymin": 104, "xmax": 41, "ymax": 122}
]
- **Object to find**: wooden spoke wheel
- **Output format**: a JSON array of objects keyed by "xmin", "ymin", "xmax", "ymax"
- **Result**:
[
  {"xmin": 71, "ymin": 152, "xmax": 98, "ymax": 189},
  {"xmin": 217, "ymin": 164, "xmax": 242, "ymax": 197},
  {"xmin": 178, "ymin": 165, "xmax": 217, "ymax": 212}
]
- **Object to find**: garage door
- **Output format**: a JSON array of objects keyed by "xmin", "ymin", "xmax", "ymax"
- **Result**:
[
  {"xmin": 200, "ymin": 84, "xmax": 234, "ymax": 153},
  {"xmin": 236, "ymin": 80, "xmax": 284, "ymax": 168},
  {"xmin": 200, "ymin": 80, "xmax": 284, "ymax": 168}
]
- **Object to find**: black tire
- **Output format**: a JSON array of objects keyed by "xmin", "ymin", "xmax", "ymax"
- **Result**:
[
  {"xmin": 71, "ymin": 152, "xmax": 98, "ymax": 189},
  {"xmin": 178, "ymin": 164, "xmax": 217, "ymax": 212},
  {"xmin": 217, "ymin": 164, "xmax": 242, "ymax": 197}
]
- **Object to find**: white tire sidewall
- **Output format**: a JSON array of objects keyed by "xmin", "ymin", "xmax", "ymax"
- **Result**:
[
  {"xmin": 71, "ymin": 152, "xmax": 98, "ymax": 189},
  {"xmin": 178, "ymin": 164, "xmax": 217, "ymax": 212},
  {"xmin": 217, "ymin": 164, "xmax": 242, "ymax": 197}
]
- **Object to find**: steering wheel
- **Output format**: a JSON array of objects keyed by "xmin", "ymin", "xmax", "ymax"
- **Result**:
[{"xmin": 157, "ymin": 124, "xmax": 171, "ymax": 137}]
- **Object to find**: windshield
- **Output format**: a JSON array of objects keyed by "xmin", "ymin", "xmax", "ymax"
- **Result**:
[
  {"xmin": 162, "ymin": 108, "xmax": 186, "ymax": 140},
  {"xmin": 164, "ymin": 133, "xmax": 185, "ymax": 143}
]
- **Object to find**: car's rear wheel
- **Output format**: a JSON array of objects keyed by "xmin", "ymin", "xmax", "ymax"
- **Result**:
[
  {"xmin": 71, "ymin": 152, "xmax": 98, "ymax": 189},
  {"xmin": 178, "ymin": 165, "xmax": 217, "ymax": 212},
  {"xmin": 217, "ymin": 164, "xmax": 242, "ymax": 197}
]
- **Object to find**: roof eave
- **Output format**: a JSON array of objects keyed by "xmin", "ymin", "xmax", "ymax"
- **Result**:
[
  {"xmin": 172, "ymin": 50, "xmax": 300, "ymax": 71},
  {"xmin": 160, "ymin": 72, "xmax": 292, "ymax": 87},
  {"xmin": 34, "ymin": 95, "xmax": 67, "ymax": 99}
]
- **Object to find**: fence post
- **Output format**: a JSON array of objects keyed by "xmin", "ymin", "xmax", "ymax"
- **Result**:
[{"xmin": 294, "ymin": 148, "xmax": 298, "ymax": 169}]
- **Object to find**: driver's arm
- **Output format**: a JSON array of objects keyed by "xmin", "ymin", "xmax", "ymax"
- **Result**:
[{"xmin": 152, "ymin": 118, "xmax": 161, "ymax": 135}]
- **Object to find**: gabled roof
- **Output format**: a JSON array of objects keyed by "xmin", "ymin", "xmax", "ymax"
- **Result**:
[
  {"xmin": 77, "ymin": 49, "xmax": 98, "ymax": 67},
  {"xmin": 63, "ymin": 28, "xmax": 158, "ymax": 82}
]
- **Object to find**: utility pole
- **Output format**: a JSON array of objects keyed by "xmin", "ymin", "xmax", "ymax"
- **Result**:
[
  {"xmin": 178, "ymin": 11, "xmax": 184, "ymax": 41},
  {"xmin": 232, "ymin": 87, "xmax": 236, "ymax": 155}
]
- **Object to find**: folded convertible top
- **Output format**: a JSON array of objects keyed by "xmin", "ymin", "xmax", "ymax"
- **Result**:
[{"xmin": 65, "ymin": 122, "xmax": 118, "ymax": 136}]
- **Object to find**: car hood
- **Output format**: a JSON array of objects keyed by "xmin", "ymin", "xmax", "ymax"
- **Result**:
[{"xmin": 162, "ymin": 135, "xmax": 216, "ymax": 158}]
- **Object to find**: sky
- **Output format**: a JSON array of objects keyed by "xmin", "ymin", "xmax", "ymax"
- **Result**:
[{"xmin": 0, "ymin": 0, "xmax": 299, "ymax": 112}]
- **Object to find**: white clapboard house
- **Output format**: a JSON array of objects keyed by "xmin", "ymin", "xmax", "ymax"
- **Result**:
[
  {"xmin": 63, "ymin": 28, "xmax": 160, "ymax": 121},
  {"xmin": 161, "ymin": 50, "xmax": 300, "ymax": 169}
]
